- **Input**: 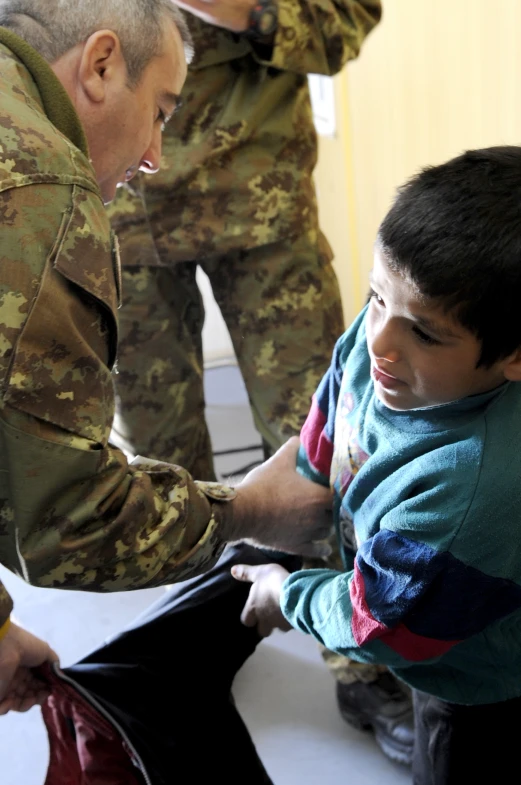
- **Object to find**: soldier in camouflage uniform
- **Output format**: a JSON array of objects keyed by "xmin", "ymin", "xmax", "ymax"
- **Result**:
[
  {"xmin": 106, "ymin": 0, "xmax": 413, "ymax": 767},
  {"xmin": 107, "ymin": 0, "xmax": 382, "ymax": 478},
  {"xmin": 0, "ymin": 0, "xmax": 333, "ymax": 718}
]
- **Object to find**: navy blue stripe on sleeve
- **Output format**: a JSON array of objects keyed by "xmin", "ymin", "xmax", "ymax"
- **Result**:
[{"xmin": 351, "ymin": 530, "xmax": 521, "ymax": 649}]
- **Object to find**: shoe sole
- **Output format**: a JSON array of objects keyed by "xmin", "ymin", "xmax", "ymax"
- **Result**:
[{"xmin": 338, "ymin": 705, "xmax": 413, "ymax": 767}]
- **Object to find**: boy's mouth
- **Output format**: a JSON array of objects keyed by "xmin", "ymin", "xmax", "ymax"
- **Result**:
[{"xmin": 372, "ymin": 364, "xmax": 406, "ymax": 390}]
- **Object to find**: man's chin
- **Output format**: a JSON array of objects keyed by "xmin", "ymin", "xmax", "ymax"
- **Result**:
[{"xmin": 102, "ymin": 182, "xmax": 120, "ymax": 205}]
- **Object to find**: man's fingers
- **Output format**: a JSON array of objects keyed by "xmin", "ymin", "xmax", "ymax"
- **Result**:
[
  {"xmin": 17, "ymin": 692, "xmax": 46, "ymax": 713},
  {"xmin": 21, "ymin": 642, "xmax": 59, "ymax": 669},
  {"xmin": 0, "ymin": 699, "xmax": 13, "ymax": 715},
  {"xmin": 298, "ymin": 540, "xmax": 333, "ymax": 559},
  {"xmin": 0, "ymin": 682, "xmax": 50, "ymax": 715},
  {"xmin": 0, "ymin": 662, "xmax": 51, "ymax": 716},
  {"xmin": 281, "ymin": 540, "xmax": 332, "ymax": 559},
  {"xmin": 0, "ymin": 664, "xmax": 17, "ymax": 703},
  {"xmin": 0, "ymin": 695, "xmax": 42, "ymax": 714}
]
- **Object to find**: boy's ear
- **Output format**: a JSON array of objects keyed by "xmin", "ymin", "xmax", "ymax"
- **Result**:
[{"xmin": 502, "ymin": 349, "xmax": 521, "ymax": 382}]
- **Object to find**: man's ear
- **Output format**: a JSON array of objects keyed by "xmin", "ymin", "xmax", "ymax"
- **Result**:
[
  {"xmin": 78, "ymin": 30, "xmax": 126, "ymax": 103},
  {"xmin": 502, "ymin": 348, "xmax": 521, "ymax": 382}
]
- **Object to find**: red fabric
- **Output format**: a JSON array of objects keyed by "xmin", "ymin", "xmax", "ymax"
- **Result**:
[
  {"xmin": 37, "ymin": 664, "xmax": 144, "ymax": 785},
  {"xmin": 300, "ymin": 396, "xmax": 333, "ymax": 478},
  {"xmin": 349, "ymin": 566, "xmax": 461, "ymax": 661}
]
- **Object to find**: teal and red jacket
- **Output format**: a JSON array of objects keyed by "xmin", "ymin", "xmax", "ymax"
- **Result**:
[{"xmin": 282, "ymin": 308, "xmax": 521, "ymax": 705}]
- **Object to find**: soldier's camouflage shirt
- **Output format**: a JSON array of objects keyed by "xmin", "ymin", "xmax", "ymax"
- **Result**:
[
  {"xmin": 110, "ymin": 0, "xmax": 382, "ymax": 263},
  {"xmin": 0, "ymin": 28, "xmax": 236, "ymax": 627}
]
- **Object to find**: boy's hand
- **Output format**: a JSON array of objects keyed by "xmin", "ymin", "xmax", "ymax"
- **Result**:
[
  {"xmin": 232, "ymin": 563, "xmax": 291, "ymax": 637},
  {"xmin": 0, "ymin": 622, "xmax": 59, "ymax": 715}
]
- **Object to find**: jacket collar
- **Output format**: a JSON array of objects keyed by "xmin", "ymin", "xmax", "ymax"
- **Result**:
[{"xmin": 0, "ymin": 26, "xmax": 89, "ymax": 156}]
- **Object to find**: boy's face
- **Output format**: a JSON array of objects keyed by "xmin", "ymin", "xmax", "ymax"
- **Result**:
[{"xmin": 366, "ymin": 247, "xmax": 510, "ymax": 410}]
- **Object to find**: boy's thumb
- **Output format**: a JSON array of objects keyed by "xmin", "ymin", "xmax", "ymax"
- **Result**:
[{"xmin": 231, "ymin": 564, "xmax": 255, "ymax": 583}]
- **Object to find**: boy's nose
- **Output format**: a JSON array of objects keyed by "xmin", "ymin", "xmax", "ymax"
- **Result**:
[{"xmin": 371, "ymin": 321, "xmax": 401, "ymax": 363}]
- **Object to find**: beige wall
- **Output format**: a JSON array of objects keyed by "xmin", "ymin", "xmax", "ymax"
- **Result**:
[{"xmin": 315, "ymin": 0, "xmax": 521, "ymax": 325}]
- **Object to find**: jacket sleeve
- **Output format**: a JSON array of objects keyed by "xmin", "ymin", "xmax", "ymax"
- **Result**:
[
  {"xmin": 281, "ymin": 455, "xmax": 521, "ymax": 669},
  {"xmin": 253, "ymin": 0, "xmax": 382, "ymax": 76},
  {"xmin": 0, "ymin": 181, "xmax": 232, "ymax": 627},
  {"xmin": 298, "ymin": 310, "xmax": 368, "ymax": 486},
  {"xmin": 297, "ymin": 339, "xmax": 345, "ymax": 486}
]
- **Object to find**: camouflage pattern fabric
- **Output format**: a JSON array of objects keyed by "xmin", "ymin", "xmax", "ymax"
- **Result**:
[
  {"xmin": 0, "ymin": 29, "xmax": 236, "ymax": 629},
  {"xmin": 107, "ymin": 0, "xmax": 381, "ymax": 465},
  {"xmin": 107, "ymin": 2, "xmax": 381, "ymax": 684},
  {"xmin": 110, "ymin": 229, "xmax": 344, "ymax": 475},
  {"xmin": 108, "ymin": 1, "xmax": 382, "ymax": 263}
]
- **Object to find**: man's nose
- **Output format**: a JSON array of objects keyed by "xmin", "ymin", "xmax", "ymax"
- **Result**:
[{"xmin": 139, "ymin": 129, "xmax": 162, "ymax": 175}]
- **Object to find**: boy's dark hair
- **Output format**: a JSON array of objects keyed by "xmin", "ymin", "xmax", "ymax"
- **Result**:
[{"xmin": 377, "ymin": 146, "xmax": 521, "ymax": 367}]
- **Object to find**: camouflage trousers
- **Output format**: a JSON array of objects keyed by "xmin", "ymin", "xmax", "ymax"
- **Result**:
[
  {"xmin": 109, "ymin": 229, "xmax": 385, "ymax": 686},
  {"xmin": 110, "ymin": 229, "xmax": 344, "ymax": 479}
]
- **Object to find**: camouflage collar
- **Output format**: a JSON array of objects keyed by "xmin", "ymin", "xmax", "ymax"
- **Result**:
[{"xmin": 0, "ymin": 27, "xmax": 89, "ymax": 157}]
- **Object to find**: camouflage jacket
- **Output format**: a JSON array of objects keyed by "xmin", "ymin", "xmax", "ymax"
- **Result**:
[
  {"xmin": 0, "ymin": 28, "xmax": 235, "ymax": 627},
  {"xmin": 109, "ymin": 0, "xmax": 382, "ymax": 264}
]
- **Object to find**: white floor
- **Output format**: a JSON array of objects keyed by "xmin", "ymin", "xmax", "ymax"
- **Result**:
[{"xmin": 0, "ymin": 366, "xmax": 411, "ymax": 785}]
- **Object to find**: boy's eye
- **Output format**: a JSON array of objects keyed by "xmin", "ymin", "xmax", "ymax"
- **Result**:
[
  {"xmin": 369, "ymin": 289, "xmax": 384, "ymax": 306},
  {"xmin": 412, "ymin": 325, "xmax": 439, "ymax": 346}
]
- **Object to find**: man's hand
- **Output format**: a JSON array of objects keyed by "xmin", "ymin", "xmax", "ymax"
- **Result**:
[
  {"xmin": 224, "ymin": 437, "xmax": 333, "ymax": 558},
  {"xmin": 232, "ymin": 562, "xmax": 291, "ymax": 637},
  {"xmin": 173, "ymin": 0, "xmax": 257, "ymax": 34},
  {"xmin": 0, "ymin": 622, "xmax": 59, "ymax": 715}
]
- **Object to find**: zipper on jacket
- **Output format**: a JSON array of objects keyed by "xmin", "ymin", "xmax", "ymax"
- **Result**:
[{"xmin": 51, "ymin": 663, "xmax": 153, "ymax": 785}]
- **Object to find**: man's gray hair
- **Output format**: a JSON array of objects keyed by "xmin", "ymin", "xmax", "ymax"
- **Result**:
[{"xmin": 0, "ymin": 0, "xmax": 193, "ymax": 84}]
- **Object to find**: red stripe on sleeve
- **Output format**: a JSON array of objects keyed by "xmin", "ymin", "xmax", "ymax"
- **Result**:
[
  {"xmin": 350, "ymin": 565, "xmax": 461, "ymax": 662},
  {"xmin": 300, "ymin": 397, "xmax": 333, "ymax": 478}
]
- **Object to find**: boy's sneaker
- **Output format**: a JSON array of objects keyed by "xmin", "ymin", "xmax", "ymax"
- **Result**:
[{"xmin": 336, "ymin": 672, "xmax": 414, "ymax": 766}]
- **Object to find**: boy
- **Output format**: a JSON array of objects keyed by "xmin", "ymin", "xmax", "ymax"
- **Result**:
[{"xmin": 233, "ymin": 146, "xmax": 521, "ymax": 783}]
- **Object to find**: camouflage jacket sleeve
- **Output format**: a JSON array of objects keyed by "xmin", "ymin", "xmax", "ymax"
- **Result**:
[
  {"xmin": 254, "ymin": 0, "xmax": 382, "ymax": 76},
  {"xmin": 0, "ymin": 181, "xmax": 233, "ymax": 627}
]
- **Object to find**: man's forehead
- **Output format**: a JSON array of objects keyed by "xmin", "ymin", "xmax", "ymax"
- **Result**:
[
  {"xmin": 162, "ymin": 15, "xmax": 188, "ymax": 80},
  {"xmin": 147, "ymin": 20, "xmax": 187, "ymax": 113}
]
